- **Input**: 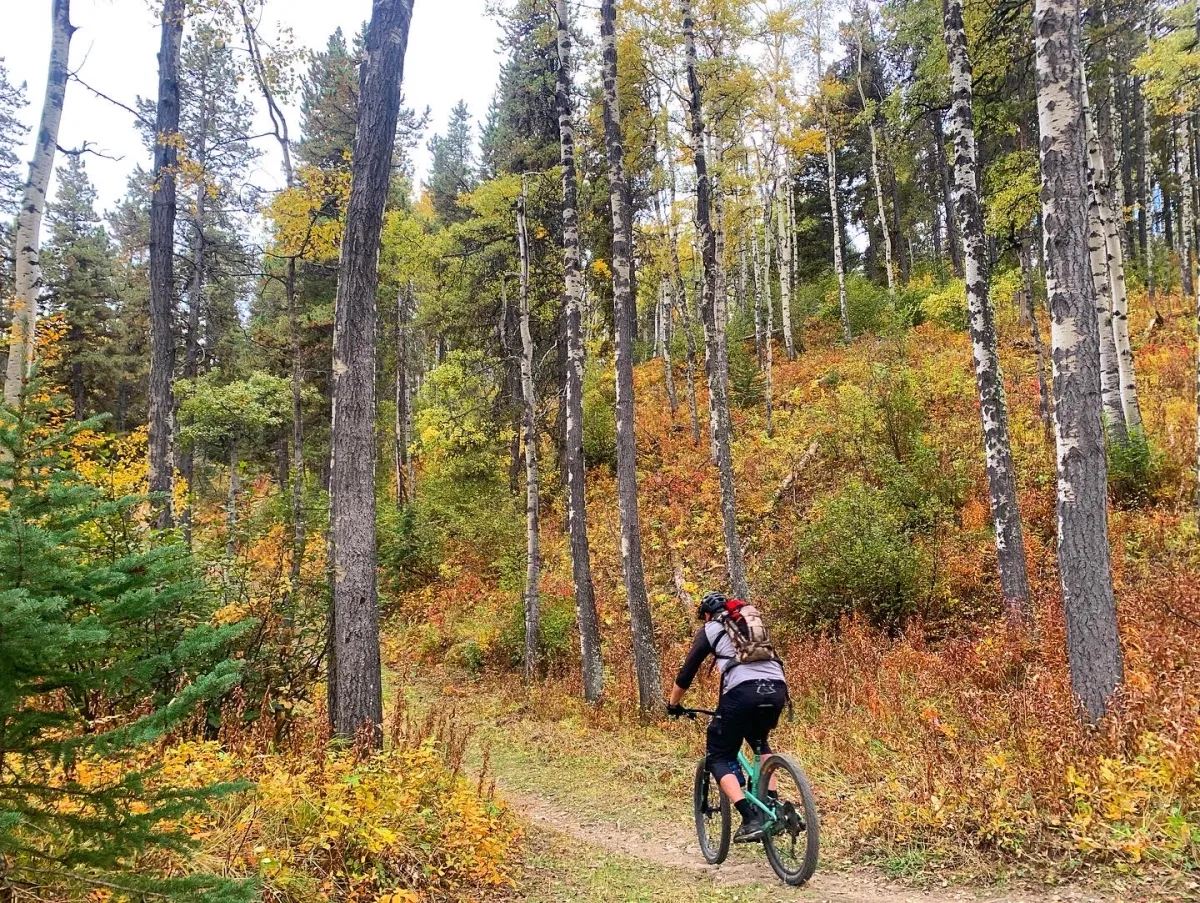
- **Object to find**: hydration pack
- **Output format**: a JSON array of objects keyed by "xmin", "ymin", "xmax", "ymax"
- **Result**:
[{"xmin": 716, "ymin": 599, "xmax": 777, "ymax": 666}]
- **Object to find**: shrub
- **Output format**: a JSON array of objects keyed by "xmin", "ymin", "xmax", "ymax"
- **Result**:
[
  {"xmin": 582, "ymin": 360, "xmax": 617, "ymax": 470},
  {"xmin": 920, "ymin": 278, "xmax": 967, "ymax": 329},
  {"xmin": 1107, "ymin": 428, "xmax": 1164, "ymax": 506},
  {"xmin": 378, "ymin": 502, "xmax": 439, "ymax": 592},
  {"xmin": 794, "ymin": 479, "xmax": 924, "ymax": 630},
  {"xmin": 499, "ymin": 592, "xmax": 577, "ymax": 673}
]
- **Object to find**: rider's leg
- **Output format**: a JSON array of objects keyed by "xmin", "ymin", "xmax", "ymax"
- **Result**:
[{"xmin": 718, "ymin": 772, "xmax": 744, "ymax": 803}]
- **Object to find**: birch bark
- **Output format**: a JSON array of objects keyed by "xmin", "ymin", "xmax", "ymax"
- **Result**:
[
  {"xmin": 1033, "ymin": 0, "xmax": 1124, "ymax": 722},
  {"xmin": 601, "ymin": 0, "xmax": 662, "ymax": 711},
  {"xmin": 683, "ymin": 0, "xmax": 750, "ymax": 600},
  {"xmin": 941, "ymin": 0, "xmax": 1032, "ymax": 622},
  {"xmin": 516, "ymin": 188, "xmax": 541, "ymax": 684},
  {"xmin": 4, "ymin": 0, "xmax": 73, "ymax": 407}
]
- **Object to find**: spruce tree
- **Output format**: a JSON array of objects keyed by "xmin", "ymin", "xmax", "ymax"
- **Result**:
[{"xmin": 0, "ymin": 385, "xmax": 251, "ymax": 901}]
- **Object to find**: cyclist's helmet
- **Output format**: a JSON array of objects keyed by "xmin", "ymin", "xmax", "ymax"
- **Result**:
[{"xmin": 697, "ymin": 590, "xmax": 727, "ymax": 621}]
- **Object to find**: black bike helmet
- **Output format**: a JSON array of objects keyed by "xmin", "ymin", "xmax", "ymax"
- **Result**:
[{"xmin": 697, "ymin": 590, "xmax": 727, "ymax": 621}]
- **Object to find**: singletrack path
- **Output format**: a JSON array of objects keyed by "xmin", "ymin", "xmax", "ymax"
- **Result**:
[{"xmin": 387, "ymin": 667, "xmax": 1125, "ymax": 902}]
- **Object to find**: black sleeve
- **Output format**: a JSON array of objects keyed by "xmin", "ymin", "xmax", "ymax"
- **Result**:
[{"xmin": 674, "ymin": 628, "xmax": 714, "ymax": 690}]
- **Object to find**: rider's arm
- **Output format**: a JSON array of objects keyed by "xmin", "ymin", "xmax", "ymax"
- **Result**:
[{"xmin": 671, "ymin": 627, "xmax": 714, "ymax": 702}]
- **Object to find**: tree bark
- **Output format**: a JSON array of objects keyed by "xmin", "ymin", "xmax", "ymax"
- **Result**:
[
  {"xmin": 515, "ymin": 187, "xmax": 541, "ymax": 684},
  {"xmin": 930, "ymin": 111, "xmax": 964, "ymax": 277},
  {"xmin": 553, "ymin": 2, "xmax": 602, "ymax": 702},
  {"xmin": 601, "ymin": 0, "xmax": 662, "ymax": 712},
  {"xmin": 328, "ymin": 0, "xmax": 412, "ymax": 744},
  {"xmin": 1135, "ymin": 77, "xmax": 1154, "ymax": 305},
  {"xmin": 750, "ymin": 216, "xmax": 764, "ymax": 366},
  {"xmin": 683, "ymin": 0, "xmax": 750, "ymax": 600},
  {"xmin": 825, "ymin": 131, "xmax": 851, "ymax": 342},
  {"xmin": 1179, "ymin": 115, "xmax": 1196, "ymax": 300},
  {"xmin": 394, "ymin": 284, "xmax": 410, "ymax": 507},
  {"xmin": 1033, "ymin": 0, "xmax": 1124, "ymax": 723},
  {"xmin": 240, "ymin": 0, "xmax": 307, "ymax": 586},
  {"xmin": 776, "ymin": 191, "xmax": 795, "ymax": 360},
  {"xmin": 1084, "ymin": 126, "xmax": 1129, "ymax": 446},
  {"xmin": 147, "ymin": 0, "xmax": 184, "ymax": 528},
  {"xmin": 763, "ymin": 199, "xmax": 775, "ymax": 438},
  {"xmin": 226, "ymin": 436, "xmax": 239, "ymax": 559},
  {"xmin": 1082, "ymin": 67, "xmax": 1144, "ymax": 436},
  {"xmin": 941, "ymin": 0, "xmax": 1032, "ymax": 624},
  {"xmin": 659, "ymin": 278, "xmax": 678, "ymax": 412},
  {"xmin": 1020, "ymin": 232, "xmax": 1055, "ymax": 442},
  {"xmin": 854, "ymin": 21, "xmax": 895, "ymax": 300},
  {"xmin": 666, "ymin": 146, "xmax": 701, "ymax": 444},
  {"xmin": 4, "ymin": 0, "xmax": 72, "ymax": 408}
]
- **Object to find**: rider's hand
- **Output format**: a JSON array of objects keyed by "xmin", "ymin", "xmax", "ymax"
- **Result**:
[{"xmin": 666, "ymin": 702, "xmax": 685, "ymax": 719}]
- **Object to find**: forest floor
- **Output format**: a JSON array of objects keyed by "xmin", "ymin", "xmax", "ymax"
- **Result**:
[{"xmin": 386, "ymin": 658, "xmax": 1137, "ymax": 903}]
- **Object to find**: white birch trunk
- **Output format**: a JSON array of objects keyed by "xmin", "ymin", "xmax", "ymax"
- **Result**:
[
  {"xmin": 516, "ymin": 188, "xmax": 541, "ymax": 684},
  {"xmin": 601, "ymin": 0, "xmax": 662, "ymax": 711},
  {"xmin": 826, "ymin": 131, "xmax": 851, "ymax": 342},
  {"xmin": 854, "ymin": 24, "xmax": 896, "ymax": 300},
  {"xmin": 1082, "ymin": 66, "xmax": 1144, "ymax": 435},
  {"xmin": 751, "ymin": 219, "xmax": 765, "ymax": 367},
  {"xmin": 683, "ymin": 0, "xmax": 750, "ymax": 600},
  {"xmin": 660, "ymin": 277, "xmax": 678, "ymax": 412},
  {"xmin": 777, "ymin": 192, "xmax": 796, "ymax": 360},
  {"xmin": 941, "ymin": 0, "xmax": 1032, "ymax": 622},
  {"xmin": 1179, "ymin": 115, "xmax": 1196, "ymax": 300},
  {"xmin": 764, "ymin": 201, "xmax": 775, "ymax": 438},
  {"xmin": 1033, "ymin": 0, "xmax": 1124, "ymax": 723},
  {"xmin": 5, "ymin": 0, "xmax": 73, "ymax": 405}
]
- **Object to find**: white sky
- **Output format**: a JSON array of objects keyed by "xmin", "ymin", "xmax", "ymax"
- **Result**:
[{"xmin": 3, "ymin": 0, "xmax": 504, "ymax": 219}]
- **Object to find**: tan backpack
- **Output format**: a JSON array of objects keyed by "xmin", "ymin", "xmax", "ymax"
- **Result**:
[{"xmin": 717, "ymin": 600, "xmax": 777, "ymax": 666}]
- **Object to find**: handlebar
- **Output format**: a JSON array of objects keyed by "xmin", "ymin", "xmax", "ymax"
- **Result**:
[{"xmin": 681, "ymin": 707, "xmax": 717, "ymax": 719}]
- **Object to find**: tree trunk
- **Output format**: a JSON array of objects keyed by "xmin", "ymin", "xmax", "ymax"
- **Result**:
[
  {"xmin": 147, "ymin": 0, "xmax": 184, "ymax": 528},
  {"xmin": 942, "ymin": 0, "xmax": 1032, "ymax": 624},
  {"xmin": 1179, "ymin": 115, "xmax": 1196, "ymax": 300},
  {"xmin": 1020, "ymin": 233, "xmax": 1055, "ymax": 442},
  {"xmin": 328, "ymin": 0, "xmax": 412, "ymax": 744},
  {"xmin": 180, "ymin": 122, "xmax": 208, "ymax": 545},
  {"xmin": 776, "ymin": 192, "xmax": 795, "ymax": 360},
  {"xmin": 515, "ymin": 187, "xmax": 541, "ymax": 684},
  {"xmin": 1136, "ymin": 77, "xmax": 1155, "ymax": 305},
  {"xmin": 4, "ymin": 0, "xmax": 72, "ymax": 408},
  {"xmin": 750, "ymin": 218, "xmax": 764, "ymax": 366},
  {"xmin": 394, "ymin": 284, "xmax": 410, "ymax": 508},
  {"xmin": 930, "ymin": 111, "xmax": 964, "ymax": 277},
  {"xmin": 1082, "ymin": 67, "xmax": 1144, "ymax": 436},
  {"xmin": 825, "ymin": 131, "xmax": 851, "ymax": 342},
  {"xmin": 683, "ymin": 0, "xmax": 750, "ymax": 600},
  {"xmin": 601, "ymin": 0, "xmax": 662, "ymax": 712},
  {"xmin": 666, "ymin": 148, "xmax": 701, "ymax": 445},
  {"xmin": 659, "ymin": 278, "xmax": 678, "ymax": 411},
  {"xmin": 240, "ymin": 0, "xmax": 307, "ymax": 587},
  {"xmin": 763, "ymin": 200, "xmax": 775, "ymax": 438},
  {"xmin": 1085, "ymin": 141, "xmax": 1129, "ymax": 444},
  {"xmin": 1033, "ymin": 0, "xmax": 1124, "ymax": 723},
  {"xmin": 226, "ymin": 436, "xmax": 239, "ymax": 559},
  {"xmin": 855, "ymin": 25, "xmax": 895, "ymax": 300},
  {"xmin": 553, "ymin": 0, "xmax": 602, "ymax": 703}
]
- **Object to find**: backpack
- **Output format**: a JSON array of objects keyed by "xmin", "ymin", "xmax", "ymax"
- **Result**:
[{"xmin": 715, "ymin": 599, "xmax": 777, "ymax": 666}]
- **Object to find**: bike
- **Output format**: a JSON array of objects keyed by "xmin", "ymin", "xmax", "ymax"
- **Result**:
[{"xmin": 683, "ymin": 707, "xmax": 820, "ymax": 886}]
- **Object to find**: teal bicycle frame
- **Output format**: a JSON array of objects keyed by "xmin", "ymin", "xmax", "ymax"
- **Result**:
[{"xmin": 736, "ymin": 748, "xmax": 776, "ymax": 819}]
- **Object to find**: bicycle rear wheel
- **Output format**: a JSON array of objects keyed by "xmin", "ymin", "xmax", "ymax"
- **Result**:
[
  {"xmin": 693, "ymin": 758, "xmax": 730, "ymax": 864},
  {"xmin": 761, "ymin": 754, "xmax": 819, "ymax": 885}
]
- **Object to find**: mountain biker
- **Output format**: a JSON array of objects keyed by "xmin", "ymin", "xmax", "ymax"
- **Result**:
[{"xmin": 667, "ymin": 590, "xmax": 788, "ymax": 843}]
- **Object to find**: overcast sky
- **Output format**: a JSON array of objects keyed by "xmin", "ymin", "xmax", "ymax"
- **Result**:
[{"xmin": 3, "ymin": 0, "xmax": 504, "ymax": 218}]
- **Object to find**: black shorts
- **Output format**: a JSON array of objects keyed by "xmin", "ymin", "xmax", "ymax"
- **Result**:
[{"xmin": 706, "ymin": 679, "xmax": 788, "ymax": 781}]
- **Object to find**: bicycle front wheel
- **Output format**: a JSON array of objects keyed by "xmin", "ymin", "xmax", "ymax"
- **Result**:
[
  {"xmin": 761, "ymin": 754, "xmax": 819, "ymax": 885},
  {"xmin": 693, "ymin": 758, "xmax": 730, "ymax": 864}
]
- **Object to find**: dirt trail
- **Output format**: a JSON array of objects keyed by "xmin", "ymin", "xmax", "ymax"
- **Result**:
[{"xmin": 498, "ymin": 778, "xmax": 1114, "ymax": 903}]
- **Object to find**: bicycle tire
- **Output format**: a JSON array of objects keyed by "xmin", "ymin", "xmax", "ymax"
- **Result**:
[
  {"xmin": 693, "ymin": 758, "xmax": 730, "ymax": 864},
  {"xmin": 760, "ymin": 754, "xmax": 819, "ymax": 885}
]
